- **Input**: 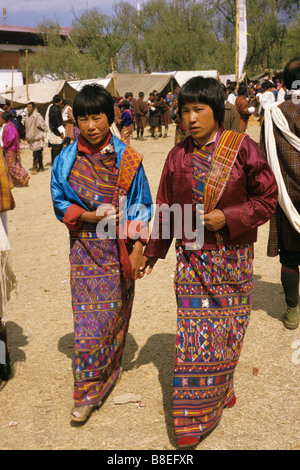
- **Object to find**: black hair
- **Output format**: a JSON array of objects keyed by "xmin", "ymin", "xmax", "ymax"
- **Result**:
[
  {"xmin": 283, "ymin": 57, "xmax": 300, "ymax": 90},
  {"xmin": 138, "ymin": 92, "xmax": 144, "ymax": 98},
  {"xmin": 122, "ymin": 100, "xmax": 131, "ymax": 110},
  {"xmin": 238, "ymin": 85, "xmax": 247, "ymax": 95},
  {"xmin": 73, "ymin": 84, "xmax": 115, "ymax": 126},
  {"xmin": 53, "ymin": 94, "xmax": 63, "ymax": 104},
  {"xmin": 261, "ymin": 80, "xmax": 273, "ymax": 91},
  {"xmin": 0, "ymin": 111, "xmax": 13, "ymax": 122},
  {"xmin": 27, "ymin": 101, "xmax": 35, "ymax": 107},
  {"xmin": 178, "ymin": 76, "xmax": 225, "ymax": 125}
]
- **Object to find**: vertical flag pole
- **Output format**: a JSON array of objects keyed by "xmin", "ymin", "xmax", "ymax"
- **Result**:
[{"xmin": 235, "ymin": 0, "xmax": 239, "ymax": 86}]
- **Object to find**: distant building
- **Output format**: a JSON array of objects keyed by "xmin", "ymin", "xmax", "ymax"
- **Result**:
[{"xmin": 0, "ymin": 24, "xmax": 72, "ymax": 88}]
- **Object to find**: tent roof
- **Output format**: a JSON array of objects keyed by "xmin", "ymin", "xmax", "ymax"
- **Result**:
[
  {"xmin": 249, "ymin": 69, "xmax": 283, "ymax": 82},
  {"xmin": 219, "ymin": 73, "xmax": 247, "ymax": 84},
  {"xmin": 0, "ymin": 80, "xmax": 77, "ymax": 115},
  {"xmin": 68, "ymin": 78, "xmax": 118, "ymax": 96},
  {"xmin": 0, "ymin": 80, "xmax": 77, "ymax": 106},
  {"xmin": 169, "ymin": 70, "xmax": 218, "ymax": 86},
  {"xmin": 106, "ymin": 73, "xmax": 176, "ymax": 99}
]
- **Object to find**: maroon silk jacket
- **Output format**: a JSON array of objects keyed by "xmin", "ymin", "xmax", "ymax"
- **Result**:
[{"xmin": 144, "ymin": 127, "xmax": 278, "ymax": 259}]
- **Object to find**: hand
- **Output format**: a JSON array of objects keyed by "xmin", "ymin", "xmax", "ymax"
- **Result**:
[
  {"xmin": 204, "ymin": 209, "xmax": 226, "ymax": 231},
  {"xmin": 79, "ymin": 205, "xmax": 123, "ymax": 224},
  {"xmin": 129, "ymin": 241, "xmax": 143, "ymax": 280},
  {"xmin": 139, "ymin": 256, "xmax": 158, "ymax": 277}
]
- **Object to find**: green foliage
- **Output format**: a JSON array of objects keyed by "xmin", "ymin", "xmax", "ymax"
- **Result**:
[{"xmin": 19, "ymin": 0, "xmax": 300, "ymax": 81}]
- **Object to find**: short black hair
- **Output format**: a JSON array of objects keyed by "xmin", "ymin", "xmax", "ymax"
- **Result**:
[
  {"xmin": 0, "ymin": 111, "xmax": 13, "ymax": 122},
  {"xmin": 178, "ymin": 76, "xmax": 225, "ymax": 125},
  {"xmin": 73, "ymin": 84, "xmax": 115, "ymax": 126},
  {"xmin": 238, "ymin": 85, "xmax": 247, "ymax": 95},
  {"xmin": 283, "ymin": 57, "xmax": 300, "ymax": 90},
  {"xmin": 27, "ymin": 101, "xmax": 35, "ymax": 107},
  {"xmin": 53, "ymin": 94, "xmax": 63, "ymax": 104}
]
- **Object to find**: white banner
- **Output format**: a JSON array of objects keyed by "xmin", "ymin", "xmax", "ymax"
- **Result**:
[{"xmin": 239, "ymin": 0, "xmax": 247, "ymax": 81}]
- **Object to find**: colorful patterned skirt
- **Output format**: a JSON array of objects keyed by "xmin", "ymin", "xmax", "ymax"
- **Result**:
[
  {"xmin": 70, "ymin": 225, "xmax": 134, "ymax": 407},
  {"xmin": 173, "ymin": 242, "xmax": 253, "ymax": 439},
  {"xmin": 4, "ymin": 150, "xmax": 29, "ymax": 187}
]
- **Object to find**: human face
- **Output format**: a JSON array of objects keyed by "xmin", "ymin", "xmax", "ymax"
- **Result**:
[
  {"xmin": 77, "ymin": 113, "xmax": 110, "ymax": 147},
  {"xmin": 27, "ymin": 104, "xmax": 34, "ymax": 115},
  {"xmin": 181, "ymin": 101, "xmax": 219, "ymax": 147}
]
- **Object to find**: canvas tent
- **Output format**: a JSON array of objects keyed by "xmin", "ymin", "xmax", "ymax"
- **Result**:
[
  {"xmin": 250, "ymin": 69, "xmax": 283, "ymax": 82},
  {"xmin": 106, "ymin": 73, "xmax": 177, "ymax": 99},
  {"xmin": 219, "ymin": 73, "xmax": 247, "ymax": 85},
  {"xmin": 170, "ymin": 71, "xmax": 218, "ymax": 87},
  {"xmin": 68, "ymin": 77, "xmax": 118, "ymax": 97},
  {"xmin": 152, "ymin": 71, "xmax": 219, "ymax": 88},
  {"xmin": 0, "ymin": 80, "xmax": 77, "ymax": 116}
]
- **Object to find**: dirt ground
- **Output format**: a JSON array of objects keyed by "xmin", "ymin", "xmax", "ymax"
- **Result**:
[{"xmin": 0, "ymin": 120, "xmax": 299, "ymax": 451}]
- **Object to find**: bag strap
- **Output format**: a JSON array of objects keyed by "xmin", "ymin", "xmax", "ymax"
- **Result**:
[{"xmin": 204, "ymin": 130, "xmax": 246, "ymax": 214}]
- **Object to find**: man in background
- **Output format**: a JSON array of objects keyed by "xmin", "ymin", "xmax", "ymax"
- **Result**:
[{"xmin": 25, "ymin": 102, "xmax": 47, "ymax": 173}]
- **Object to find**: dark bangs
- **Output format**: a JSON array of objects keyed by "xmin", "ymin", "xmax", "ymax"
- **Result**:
[
  {"xmin": 178, "ymin": 76, "xmax": 225, "ymax": 125},
  {"xmin": 73, "ymin": 84, "xmax": 115, "ymax": 125}
]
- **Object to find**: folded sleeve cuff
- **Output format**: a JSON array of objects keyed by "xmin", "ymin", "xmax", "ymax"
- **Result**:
[{"xmin": 63, "ymin": 204, "xmax": 86, "ymax": 231}]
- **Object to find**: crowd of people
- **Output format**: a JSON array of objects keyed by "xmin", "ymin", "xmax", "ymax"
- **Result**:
[{"xmin": 0, "ymin": 56, "xmax": 299, "ymax": 449}]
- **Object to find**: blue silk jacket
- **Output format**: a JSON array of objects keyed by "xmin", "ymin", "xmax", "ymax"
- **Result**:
[{"xmin": 51, "ymin": 135, "xmax": 152, "ymax": 226}]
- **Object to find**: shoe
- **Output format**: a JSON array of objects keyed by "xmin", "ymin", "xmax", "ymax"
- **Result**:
[
  {"xmin": 283, "ymin": 306, "xmax": 299, "ymax": 329},
  {"xmin": 163, "ymin": 134, "xmax": 167, "ymax": 138},
  {"xmin": 0, "ymin": 353, "xmax": 11, "ymax": 381},
  {"xmin": 225, "ymin": 396, "xmax": 236, "ymax": 408},
  {"xmin": 71, "ymin": 401, "xmax": 101, "ymax": 423},
  {"xmin": 177, "ymin": 436, "xmax": 199, "ymax": 448}
]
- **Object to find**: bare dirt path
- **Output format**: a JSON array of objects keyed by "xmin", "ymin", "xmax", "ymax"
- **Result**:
[{"xmin": 0, "ymin": 120, "xmax": 299, "ymax": 450}]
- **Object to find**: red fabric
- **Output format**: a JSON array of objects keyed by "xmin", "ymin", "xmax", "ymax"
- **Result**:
[
  {"xmin": 77, "ymin": 132, "xmax": 112, "ymax": 156},
  {"xmin": 144, "ymin": 127, "xmax": 278, "ymax": 259},
  {"xmin": 63, "ymin": 204, "xmax": 87, "ymax": 231}
]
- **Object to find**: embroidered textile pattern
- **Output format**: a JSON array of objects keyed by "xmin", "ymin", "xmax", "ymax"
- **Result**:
[
  {"xmin": 69, "ymin": 140, "xmax": 134, "ymax": 407},
  {"xmin": 204, "ymin": 130, "xmax": 246, "ymax": 214},
  {"xmin": 172, "ymin": 143, "xmax": 253, "ymax": 440}
]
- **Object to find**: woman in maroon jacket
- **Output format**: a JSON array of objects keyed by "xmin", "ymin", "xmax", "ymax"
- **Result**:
[{"xmin": 140, "ymin": 76, "xmax": 278, "ymax": 448}]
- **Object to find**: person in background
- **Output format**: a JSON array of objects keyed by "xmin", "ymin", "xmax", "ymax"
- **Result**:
[
  {"xmin": 62, "ymin": 100, "xmax": 75, "ymax": 147},
  {"xmin": 25, "ymin": 102, "xmax": 48, "ymax": 173},
  {"xmin": 258, "ymin": 80, "xmax": 275, "ymax": 122},
  {"xmin": 46, "ymin": 94, "xmax": 65, "ymax": 165},
  {"xmin": 171, "ymin": 97, "xmax": 189, "ymax": 145},
  {"xmin": 157, "ymin": 92, "xmax": 172, "ymax": 138},
  {"xmin": 277, "ymin": 83, "xmax": 287, "ymax": 104},
  {"xmin": 0, "ymin": 147, "xmax": 17, "ymax": 383},
  {"xmin": 221, "ymin": 84, "xmax": 240, "ymax": 131},
  {"xmin": 0, "ymin": 111, "xmax": 29, "ymax": 187},
  {"xmin": 148, "ymin": 92, "xmax": 160, "ymax": 139},
  {"xmin": 140, "ymin": 76, "xmax": 277, "ymax": 448},
  {"xmin": 133, "ymin": 92, "xmax": 148, "ymax": 141},
  {"xmin": 262, "ymin": 57, "xmax": 300, "ymax": 330},
  {"xmin": 235, "ymin": 86, "xmax": 255, "ymax": 131},
  {"xmin": 120, "ymin": 100, "xmax": 133, "ymax": 145}
]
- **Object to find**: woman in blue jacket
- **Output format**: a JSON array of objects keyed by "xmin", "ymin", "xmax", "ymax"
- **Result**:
[{"xmin": 51, "ymin": 84, "xmax": 152, "ymax": 423}]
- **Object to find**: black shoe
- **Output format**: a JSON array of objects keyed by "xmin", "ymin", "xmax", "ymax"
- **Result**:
[{"xmin": 0, "ymin": 353, "xmax": 11, "ymax": 381}]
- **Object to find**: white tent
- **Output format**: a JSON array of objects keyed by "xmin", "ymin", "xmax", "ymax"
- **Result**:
[
  {"xmin": 152, "ymin": 71, "xmax": 218, "ymax": 87},
  {"xmin": 0, "ymin": 70, "xmax": 24, "ymax": 91},
  {"xmin": 106, "ymin": 73, "xmax": 177, "ymax": 99},
  {"xmin": 219, "ymin": 73, "xmax": 247, "ymax": 85},
  {"xmin": 0, "ymin": 80, "xmax": 77, "ymax": 115},
  {"xmin": 68, "ymin": 78, "xmax": 118, "ymax": 96}
]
